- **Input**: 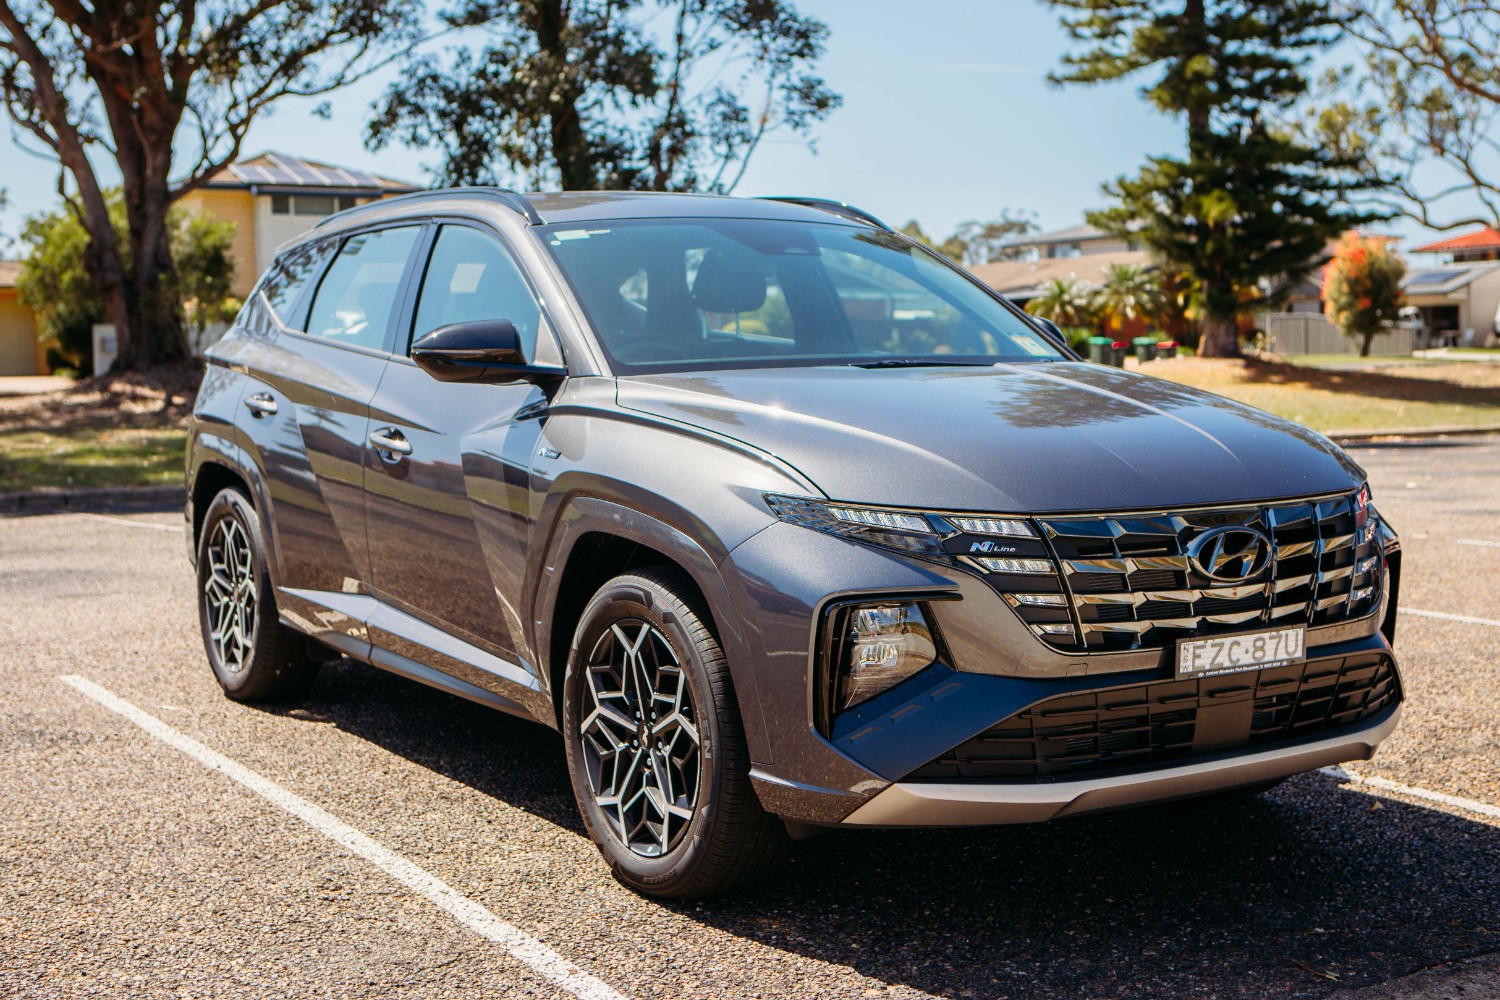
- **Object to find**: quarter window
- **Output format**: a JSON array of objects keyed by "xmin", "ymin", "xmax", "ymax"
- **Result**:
[
  {"xmin": 261, "ymin": 239, "xmax": 335, "ymax": 328},
  {"xmin": 305, "ymin": 226, "xmax": 421, "ymax": 351},
  {"xmin": 411, "ymin": 226, "xmax": 541, "ymax": 358}
]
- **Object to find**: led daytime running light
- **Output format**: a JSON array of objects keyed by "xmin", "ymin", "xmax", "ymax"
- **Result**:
[{"xmin": 948, "ymin": 516, "xmax": 1036, "ymax": 538}]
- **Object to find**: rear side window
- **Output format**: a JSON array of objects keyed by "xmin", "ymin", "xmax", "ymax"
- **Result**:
[
  {"xmin": 261, "ymin": 240, "xmax": 334, "ymax": 328},
  {"xmin": 411, "ymin": 226, "xmax": 541, "ymax": 358},
  {"xmin": 305, "ymin": 226, "xmax": 421, "ymax": 351}
]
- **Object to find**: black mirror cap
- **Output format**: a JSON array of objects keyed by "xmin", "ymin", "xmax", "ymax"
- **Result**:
[{"xmin": 411, "ymin": 320, "xmax": 566, "ymax": 384}]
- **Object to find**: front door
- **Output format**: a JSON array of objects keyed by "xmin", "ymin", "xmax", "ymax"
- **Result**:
[{"xmin": 363, "ymin": 224, "xmax": 557, "ymax": 708}]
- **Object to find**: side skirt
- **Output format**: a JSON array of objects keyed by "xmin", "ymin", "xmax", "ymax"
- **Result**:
[{"xmin": 279, "ymin": 586, "xmax": 548, "ymax": 725}]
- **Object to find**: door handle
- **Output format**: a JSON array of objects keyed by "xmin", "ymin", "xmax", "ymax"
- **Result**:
[
  {"xmin": 244, "ymin": 392, "xmax": 278, "ymax": 417},
  {"xmin": 368, "ymin": 427, "xmax": 412, "ymax": 458}
]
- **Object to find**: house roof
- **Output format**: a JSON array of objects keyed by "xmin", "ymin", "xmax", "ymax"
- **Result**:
[
  {"xmin": 1410, "ymin": 227, "xmax": 1500, "ymax": 254},
  {"xmin": 201, "ymin": 152, "xmax": 419, "ymax": 195},
  {"xmin": 0, "ymin": 260, "xmax": 20, "ymax": 289},
  {"xmin": 1400, "ymin": 261, "xmax": 1500, "ymax": 296},
  {"xmin": 1002, "ymin": 222, "xmax": 1111, "ymax": 248},
  {"xmin": 970, "ymin": 249, "xmax": 1155, "ymax": 299}
]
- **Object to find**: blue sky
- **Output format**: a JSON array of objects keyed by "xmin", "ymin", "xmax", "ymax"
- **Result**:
[{"xmin": 0, "ymin": 1, "xmax": 1443, "ymax": 249}]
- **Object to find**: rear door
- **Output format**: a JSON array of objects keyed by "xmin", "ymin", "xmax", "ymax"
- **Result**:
[
  {"xmin": 236, "ymin": 224, "xmax": 425, "ymax": 655},
  {"xmin": 363, "ymin": 222, "xmax": 558, "ymax": 711}
]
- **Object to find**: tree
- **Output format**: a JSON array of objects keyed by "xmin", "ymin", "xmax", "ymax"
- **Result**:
[
  {"xmin": 18, "ymin": 196, "xmax": 238, "ymax": 375},
  {"xmin": 1304, "ymin": 1, "xmax": 1500, "ymax": 231},
  {"xmin": 952, "ymin": 210, "xmax": 1038, "ymax": 265},
  {"xmin": 899, "ymin": 220, "xmax": 968, "ymax": 264},
  {"xmin": 900, "ymin": 211, "xmax": 1036, "ymax": 265},
  {"xmin": 367, "ymin": 0, "xmax": 838, "ymax": 192},
  {"xmin": 1026, "ymin": 277, "xmax": 1098, "ymax": 331},
  {"xmin": 0, "ymin": 1, "xmax": 420, "ymax": 372},
  {"xmin": 1095, "ymin": 262, "xmax": 1165, "ymax": 334},
  {"xmin": 1322, "ymin": 232, "xmax": 1405, "ymax": 356},
  {"xmin": 1045, "ymin": 0, "xmax": 1379, "ymax": 357}
]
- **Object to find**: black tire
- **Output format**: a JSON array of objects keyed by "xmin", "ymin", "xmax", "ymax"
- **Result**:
[
  {"xmin": 196, "ymin": 487, "xmax": 319, "ymax": 702},
  {"xmin": 562, "ymin": 567, "xmax": 790, "ymax": 899}
]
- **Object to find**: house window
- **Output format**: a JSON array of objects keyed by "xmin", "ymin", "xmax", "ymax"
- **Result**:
[{"xmin": 268, "ymin": 193, "xmax": 359, "ymax": 217}]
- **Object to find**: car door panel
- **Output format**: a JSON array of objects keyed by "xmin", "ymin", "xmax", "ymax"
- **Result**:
[{"xmin": 362, "ymin": 223, "xmax": 555, "ymax": 708}]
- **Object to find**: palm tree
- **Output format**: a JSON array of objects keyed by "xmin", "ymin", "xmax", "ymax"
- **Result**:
[
  {"xmin": 1095, "ymin": 263, "xmax": 1165, "ymax": 334},
  {"xmin": 1026, "ymin": 277, "xmax": 1097, "ymax": 330}
]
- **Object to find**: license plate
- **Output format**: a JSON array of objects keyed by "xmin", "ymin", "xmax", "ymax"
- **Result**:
[{"xmin": 1176, "ymin": 625, "xmax": 1305, "ymax": 679}]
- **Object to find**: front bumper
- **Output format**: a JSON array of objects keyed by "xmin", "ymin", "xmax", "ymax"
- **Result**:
[{"xmin": 843, "ymin": 703, "xmax": 1399, "ymax": 826}]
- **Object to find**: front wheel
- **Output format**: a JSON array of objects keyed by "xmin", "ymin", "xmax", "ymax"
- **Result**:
[
  {"xmin": 196, "ymin": 487, "xmax": 319, "ymax": 702},
  {"xmin": 562, "ymin": 568, "xmax": 790, "ymax": 899}
]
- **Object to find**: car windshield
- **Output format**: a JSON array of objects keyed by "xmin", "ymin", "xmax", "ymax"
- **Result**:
[{"xmin": 541, "ymin": 217, "xmax": 1066, "ymax": 373}]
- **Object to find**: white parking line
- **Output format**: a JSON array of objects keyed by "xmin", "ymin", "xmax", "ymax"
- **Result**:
[
  {"xmin": 1320, "ymin": 765, "xmax": 1500, "ymax": 822},
  {"xmin": 57, "ymin": 675, "xmax": 626, "ymax": 1000},
  {"xmin": 1457, "ymin": 538, "xmax": 1500, "ymax": 549},
  {"xmin": 1400, "ymin": 607, "xmax": 1500, "ymax": 629},
  {"xmin": 76, "ymin": 513, "xmax": 182, "ymax": 532}
]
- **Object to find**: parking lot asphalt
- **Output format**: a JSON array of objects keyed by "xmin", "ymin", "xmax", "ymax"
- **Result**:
[{"xmin": 2, "ymin": 437, "xmax": 1498, "ymax": 1000}]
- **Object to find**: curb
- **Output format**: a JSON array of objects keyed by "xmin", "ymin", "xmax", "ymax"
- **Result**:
[
  {"xmin": 1328, "ymin": 424, "xmax": 1500, "ymax": 445},
  {"xmin": 0, "ymin": 484, "xmax": 183, "ymax": 516}
]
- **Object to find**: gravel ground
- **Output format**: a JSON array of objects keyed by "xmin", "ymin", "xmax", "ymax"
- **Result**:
[{"xmin": 2, "ymin": 438, "xmax": 1497, "ymax": 999}]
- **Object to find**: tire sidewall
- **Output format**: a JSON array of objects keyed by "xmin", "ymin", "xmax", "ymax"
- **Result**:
[
  {"xmin": 562, "ymin": 576, "xmax": 726, "ymax": 893},
  {"xmin": 196, "ymin": 488, "xmax": 273, "ymax": 696}
]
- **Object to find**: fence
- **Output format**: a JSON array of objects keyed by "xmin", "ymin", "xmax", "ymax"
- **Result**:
[{"xmin": 1263, "ymin": 313, "xmax": 1416, "ymax": 356}]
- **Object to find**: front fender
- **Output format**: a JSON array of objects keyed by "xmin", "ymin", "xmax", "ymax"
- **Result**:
[{"xmin": 531, "ymin": 494, "xmax": 774, "ymax": 755}]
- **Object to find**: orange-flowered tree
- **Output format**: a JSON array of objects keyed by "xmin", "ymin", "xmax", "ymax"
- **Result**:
[{"xmin": 1322, "ymin": 233, "xmax": 1406, "ymax": 356}]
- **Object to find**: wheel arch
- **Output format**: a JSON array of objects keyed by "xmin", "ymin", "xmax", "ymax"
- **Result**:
[{"xmin": 535, "ymin": 497, "xmax": 770, "ymax": 757}]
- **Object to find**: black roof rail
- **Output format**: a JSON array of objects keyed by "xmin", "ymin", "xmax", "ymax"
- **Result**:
[
  {"xmin": 313, "ymin": 187, "xmax": 545, "ymax": 228},
  {"xmin": 758, "ymin": 196, "xmax": 892, "ymax": 232}
]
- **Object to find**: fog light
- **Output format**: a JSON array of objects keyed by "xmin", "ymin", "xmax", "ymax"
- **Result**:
[{"xmin": 838, "ymin": 602, "xmax": 938, "ymax": 710}]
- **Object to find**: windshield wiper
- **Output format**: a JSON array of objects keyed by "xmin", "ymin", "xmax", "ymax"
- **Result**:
[{"xmin": 848, "ymin": 358, "xmax": 997, "ymax": 369}]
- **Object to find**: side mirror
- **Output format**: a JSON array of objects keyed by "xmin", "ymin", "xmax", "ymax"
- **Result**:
[{"xmin": 411, "ymin": 320, "xmax": 566, "ymax": 384}]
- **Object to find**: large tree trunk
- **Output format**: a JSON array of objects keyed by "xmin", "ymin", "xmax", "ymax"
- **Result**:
[
  {"xmin": 1360, "ymin": 330, "xmax": 1374, "ymax": 357},
  {"xmin": 1199, "ymin": 312, "xmax": 1242, "ymax": 358}
]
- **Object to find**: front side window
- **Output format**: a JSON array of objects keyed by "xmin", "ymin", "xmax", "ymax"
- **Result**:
[
  {"xmin": 305, "ymin": 226, "xmax": 421, "ymax": 351},
  {"xmin": 542, "ymin": 218, "xmax": 1063, "ymax": 373},
  {"xmin": 411, "ymin": 226, "xmax": 541, "ymax": 357}
]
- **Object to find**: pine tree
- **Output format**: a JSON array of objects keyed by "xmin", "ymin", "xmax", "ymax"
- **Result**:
[{"xmin": 1045, "ymin": 0, "xmax": 1380, "ymax": 357}]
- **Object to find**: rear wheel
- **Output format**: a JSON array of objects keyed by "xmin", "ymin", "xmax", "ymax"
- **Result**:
[
  {"xmin": 196, "ymin": 487, "xmax": 319, "ymax": 702},
  {"xmin": 562, "ymin": 568, "xmax": 790, "ymax": 899}
]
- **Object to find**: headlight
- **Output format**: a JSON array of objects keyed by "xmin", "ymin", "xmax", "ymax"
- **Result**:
[
  {"xmin": 764, "ymin": 494, "xmax": 1038, "ymax": 562},
  {"xmin": 824, "ymin": 600, "xmax": 942, "ymax": 715},
  {"xmin": 765, "ymin": 494, "xmax": 947, "ymax": 557}
]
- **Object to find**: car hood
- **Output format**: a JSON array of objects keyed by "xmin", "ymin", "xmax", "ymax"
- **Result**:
[{"xmin": 615, "ymin": 362, "xmax": 1366, "ymax": 512}]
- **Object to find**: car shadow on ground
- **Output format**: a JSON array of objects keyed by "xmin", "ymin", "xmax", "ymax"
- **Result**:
[{"xmin": 272, "ymin": 658, "xmax": 1500, "ymax": 1000}]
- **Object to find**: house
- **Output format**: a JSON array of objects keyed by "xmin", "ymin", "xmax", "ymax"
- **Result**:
[
  {"xmin": 1404, "ymin": 229, "xmax": 1500, "ymax": 347},
  {"xmin": 970, "ymin": 223, "xmax": 1153, "ymax": 307},
  {"xmin": 970, "ymin": 223, "xmax": 1158, "ymax": 338},
  {"xmin": 0, "ymin": 261, "xmax": 45, "ymax": 376},
  {"xmin": 0, "ymin": 153, "xmax": 419, "ymax": 375},
  {"xmin": 179, "ymin": 151, "xmax": 420, "ymax": 298}
]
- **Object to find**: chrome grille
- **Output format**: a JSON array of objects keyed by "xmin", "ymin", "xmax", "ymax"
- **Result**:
[{"xmin": 985, "ymin": 490, "xmax": 1382, "ymax": 651}]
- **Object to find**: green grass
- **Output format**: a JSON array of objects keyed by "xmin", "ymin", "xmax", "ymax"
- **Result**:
[{"xmin": 0, "ymin": 426, "xmax": 186, "ymax": 491}]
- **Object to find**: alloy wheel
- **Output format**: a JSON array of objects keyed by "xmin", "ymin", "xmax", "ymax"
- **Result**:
[
  {"xmin": 203, "ymin": 515, "xmax": 257, "ymax": 674},
  {"xmin": 578, "ymin": 619, "xmax": 702, "ymax": 857}
]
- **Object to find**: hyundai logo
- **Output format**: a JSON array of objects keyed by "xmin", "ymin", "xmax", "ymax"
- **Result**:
[{"xmin": 1188, "ymin": 526, "xmax": 1272, "ymax": 582}]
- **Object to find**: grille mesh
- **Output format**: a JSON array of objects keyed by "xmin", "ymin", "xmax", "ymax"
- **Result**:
[
  {"xmin": 908, "ymin": 650, "xmax": 1400, "ymax": 782},
  {"xmin": 989, "ymin": 491, "xmax": 1383, "ymax": 650}
]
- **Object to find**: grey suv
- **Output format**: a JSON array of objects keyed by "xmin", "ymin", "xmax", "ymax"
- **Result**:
[{"xmin": 186, "ymin": 190, "xmax": 1402, "ymax": 899}]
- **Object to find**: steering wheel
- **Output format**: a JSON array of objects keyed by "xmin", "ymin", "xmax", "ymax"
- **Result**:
[{"xmin": 613, "ymin": 339, "xmax": 693, "ymax": 363}]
